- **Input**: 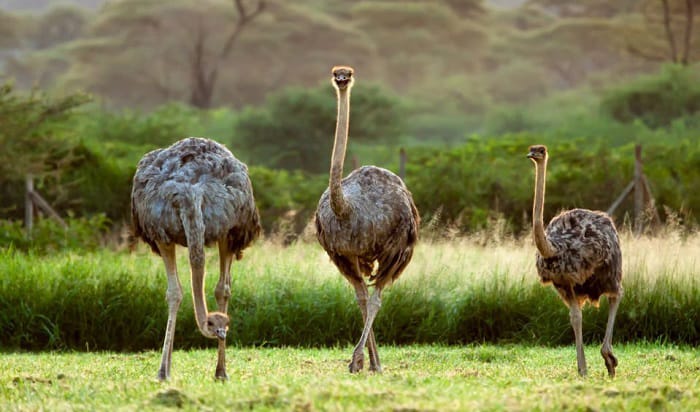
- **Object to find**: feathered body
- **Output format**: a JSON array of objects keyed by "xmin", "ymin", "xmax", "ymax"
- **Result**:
[
  {"xmin": 528, "ymin": 144, "xmax": 622, "ymax": 378},
  {"xmin": 316, "ymin": 165, "xmax": 419, "ymax": 288},
  {"xmin": 130, "ymin": 137, "xmax": 260, "ymax": 380},
  {"xmin": 131, "ymin": 137, "xmax": 260, "ymax": 257},
  {"xmin": 536, "ymin": 208, "xmax": 622, "ymax": 306},
  {"xmin": 315, "ymin": 66, "xmax": 420, "ymax": 373}
]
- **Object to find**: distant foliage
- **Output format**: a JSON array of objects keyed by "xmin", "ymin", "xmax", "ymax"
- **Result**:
[
  {"xmin": 0, "ymin": 214, "xmax": 110, "ymax": 253},
  {"xmin": 33, "ymin": 4, "xmax": 87, "ymax": 49},
  {"xmin": 406, "ymin": 135, "xmax": 700, "ymax": 234},
  {"xmin": 0, "ymin": 83, "xmax": 90, "ymax": 179},
  {"xmin": 0, "ymin": 83, "xmax": 91, "ymax": 220},
  {"xmin": 76, "ymin": 103, "xmax": 202, "ymax": 157},
  {"xmin": 601, "ymin": 65, "xmax": 700, "ymax": 128},
  {"xmin": 235, "ymin": 84, "xmax": 405, "ymax": 173},
  {"xmin": 248, "ymin": 167, "xmax": 326, "ymax": 237}
]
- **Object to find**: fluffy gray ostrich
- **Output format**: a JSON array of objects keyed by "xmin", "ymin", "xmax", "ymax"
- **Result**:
[
  {"xmin": 131, "ymin": 137, "xmax": 261, "ymax": 381},
  {"xmin": 315, "ymin": 66, "xmax": 420, "ymax": 373},
  {"xmin": 527, "ymin": 144, "xmax": 623, "ymax": 377}
]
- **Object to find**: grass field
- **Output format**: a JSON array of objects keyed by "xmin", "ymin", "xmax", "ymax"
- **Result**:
[
  {"xmin": 2, "ymin": 343, "xmax": 699, "ymax": 411},
  {"xmin": 1, "ymin": 230, "xmax": 700, "ymax": 409}
]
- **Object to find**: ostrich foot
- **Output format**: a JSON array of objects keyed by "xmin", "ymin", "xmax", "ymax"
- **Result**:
[
  {"xmin": 349, "ymin": 351, "xmax": 364, "ymax": 373},
  {"xmin": 215, "ymin": 367, "xmax": 228, "ymax": 381},
  {"xmin": 369, "ymin": 363, "xmax": 383, "ymax": 373},
  {"xmin": 157, "ymin": 367, "xmax": 169, "ymax": 382},
  {"xmin": 602, "ymin": 351, "xmax": 618, "ymax": 378}
]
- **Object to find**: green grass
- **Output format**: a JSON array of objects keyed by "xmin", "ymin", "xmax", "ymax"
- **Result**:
[
  {"xmin": 1, "ymin": 344, "xmax": 699, "ymax": 411},
  {"xmin": 1, "ymin": 233, "xmax": 700, "ymax": 350}
]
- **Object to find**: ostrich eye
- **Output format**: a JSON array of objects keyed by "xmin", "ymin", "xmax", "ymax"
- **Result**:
[{"xmin": 207, "ymin": 320, "xmax": 213, "ymax": 326}]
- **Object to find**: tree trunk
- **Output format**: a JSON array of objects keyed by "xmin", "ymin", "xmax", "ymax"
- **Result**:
[
  {"xmin": 661, "ymin": 0, "xmax": 679, "ymax": 62},
  {"xmin": 681, "ymin": 0, "xmax": 694, "ymax": 65}
]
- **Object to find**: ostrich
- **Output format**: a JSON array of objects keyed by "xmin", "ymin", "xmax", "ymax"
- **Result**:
[
  {"xmin": 527, "ymin": 144, "xmax": 622, "ymax": 377},
  {"xmin": 315, "ymin": 66, "xmax": 420, "ymax": 373},
  {"xmin": 131, "ymin": 137, "xmax": 261, "ymax": 380}
]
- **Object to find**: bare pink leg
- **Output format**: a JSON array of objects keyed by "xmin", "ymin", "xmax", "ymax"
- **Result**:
[
  {"xmin": 214, "ymin": 239, "xmax": 234, "ymax": 380},
  {"xmin": 601, "ymin": 293, "xmax": 621, "ymax": 377},
  {"xmin": 569, "ymin": 301, "xmax": 587, "ymax": 377},
  {"xmin": 349, "ymin": 289, "xmax": 383, "ymax": 373},
  {"xmin": 350, "ymin": 280, "xmax": 381, "ymax": 373},
  {"xmin": 157, "ymin": 242, "xmax": 182, "ymax": 381}
]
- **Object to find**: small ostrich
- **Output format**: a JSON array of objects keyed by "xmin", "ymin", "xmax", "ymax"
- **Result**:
[
  {"xmin": 527, "ymin": 144, "xmax": 622, "ymax": 377},
  {"xmin": 131, "ymin": 137, "xmax": 261, "ymax": 380},
  {"xmin": 315, "ymin": 66, "xmax": 420, "ymax": 373}
]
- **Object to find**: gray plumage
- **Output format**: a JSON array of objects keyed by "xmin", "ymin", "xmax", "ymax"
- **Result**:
[
  {"xmin": 131, "ymin": 137, "xmax": 260, "ymax": 256},
  {"xmin": 131, "ymin": 137, "xmax": 260, "ymax": 380},
  {"xmin": 528, "ymin": 144, "xmax": 622, "ymax": 378},
  {"xmin": 316, "ymin": 166, "xmax": 419, "ymax": 288},
  {"xmin": 315, "ymin": 66, "xmax": 420, "ymax": 373}
]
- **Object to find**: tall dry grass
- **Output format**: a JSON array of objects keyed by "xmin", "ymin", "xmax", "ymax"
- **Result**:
[{"xmin": 0, "ymin": 229, "xmax": 698, "ymax": 351}]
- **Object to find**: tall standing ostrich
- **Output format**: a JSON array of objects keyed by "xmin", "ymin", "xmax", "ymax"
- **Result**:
[
  {"xmin": 315, "ymin": 66, "xmax": 420, "ymax": 373},
  {"xmin": 131, "ymin": 137, "xmax": 261, "ymax": 381},
  {"xmin": 527, "ymin": 144, "xmax": 622, "ymax": 377}
]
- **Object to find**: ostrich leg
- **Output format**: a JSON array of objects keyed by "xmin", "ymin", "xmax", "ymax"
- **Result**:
[
  {"xmin": 349, "ymin": 277, "xmax": 382, "ymax": 373},
  {"xmin": 157, "ymin": 242, "xmax": 183, "ymax": 381},
  {"xmin": 349, "ymin": 288, "xmax": 383, "ymax": 373},
  {"xmin": 601, "ymin": 294, "xmax": 621, "ymax": 377},
  {"xmin": 569, "ymin": 299, "xmax": 587, "ymax": 377},
  {"xmin": 214, "ymin": 239, "xmax": 234, "ymax": 380}
]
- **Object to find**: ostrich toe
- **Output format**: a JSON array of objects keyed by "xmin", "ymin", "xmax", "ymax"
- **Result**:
[
  {"xmin": 349, "ymin": 351, "xmax": 364, "ymax": 373},
  {"xmin": 215, "ymin": 366, "xmax": 228, "ymax": 380},
  {"xmin": 603, "ymin": 352, "xmax": 618, "ymax": 377}
]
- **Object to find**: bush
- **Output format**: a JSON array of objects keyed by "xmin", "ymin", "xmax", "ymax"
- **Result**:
[
  {"xmin": 0, "ymin": 214, "xmax": 110, "ymax": 253},
  {"xmin": 406, "ymin": 136, "xmax": 682, "ymax": 234},
  {"xmin": 235, "ymin": 84, "xmax": 405, "ymax": 173},
  {"xmin": 248, "ymin": 167, "xmax": 327, "ymax": 238},
  {"xmin": 601, "ymin": 65, "xmax": 700, "ymax": 128}
]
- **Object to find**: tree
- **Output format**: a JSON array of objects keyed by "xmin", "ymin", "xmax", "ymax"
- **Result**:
[
  {"xmin": 0, "ymin": 83, "xmax": 90, "ymax": 178},
  {"xmin": 86, "ymin": 0, "xmax": 265, "ymax": 109},
  {"xmin": 33, "ymin": 5, "xmax": 88, "ymax": 49},
  {"xmin": 185, "ymin": 0, "xmax": 265, "ymax": 108},
  {"xmin": 626, "ymin": 0, "xmax": 700, "ymax": 65},
  {"xmin": 0, "ymin": 83, "xmax": 91, "ymax": 218}
]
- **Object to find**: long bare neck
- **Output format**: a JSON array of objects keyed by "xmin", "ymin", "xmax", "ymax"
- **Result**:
[
  {"xmin": 329, "ymin": 87, "xmax": 351, "ymax": 217},
  {"xmin": 532, "ymin": 159, "xmax": 557, "ymax": 258},
  {"xmin": 189, "ymin": 248, "xmax": 210, "ymax": 331}
]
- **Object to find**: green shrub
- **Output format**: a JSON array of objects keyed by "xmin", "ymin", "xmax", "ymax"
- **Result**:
[
  {"xmin": 406, "ymin": 136, "xmax": 700, "ymax": 233},
  {"xmin": 0, "ymin": 214, "xmax": 110, "ymax": 253},
  {"xmin": 601, "ymin": 65, "xmax": 700, "ymax": 128},
  {"xmin": 248, "ymin": 166, "xmax": 327, "ymax": 237},
  {"xmin": 235, "ymin": 84, "xmax": 405, "ymax": 173}
]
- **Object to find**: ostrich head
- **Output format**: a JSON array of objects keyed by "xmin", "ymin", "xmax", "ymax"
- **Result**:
[
  {"xmin": 332, "ymin": 66, "xmax": 354, "ymax": 91},
  {"xmin": 203, "ymin": 312, "xmax": 229, "ymax": 340},
  {"xmin": 527, "ymin": 145, "xmax": 548, "ymax": 164}
]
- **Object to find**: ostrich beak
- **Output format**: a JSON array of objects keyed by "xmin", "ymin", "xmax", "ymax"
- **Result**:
[
  {"xmin": 216, "ymin": 328, "xmax": 227, "ymax": 340},
  {"xmin": 526, "ymin": 151, "xmax": 535, "ymax": 159}
]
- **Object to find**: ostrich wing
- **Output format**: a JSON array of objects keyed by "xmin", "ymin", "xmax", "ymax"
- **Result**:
[
  {"xmin": 536, "ymin": 209, "xmax": 620, "ymax": 285},
  {"xmin": 131, "ymin": 138, "xmax": 260, "ymax": 255},
  {"xmin": 315, "ymin": 166, "xmax": 419, "ymax": 284}
]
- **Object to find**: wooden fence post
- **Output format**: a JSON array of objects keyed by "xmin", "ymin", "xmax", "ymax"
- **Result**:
[
  {"xmin": 25, "ymin": 174, "xmax": 34, "ymax": 237},
  {"xmin": 399, "ymin": 148, "xmax": 406, "ymax": 180},
  {"xmin": 351, "ymin": 154, "xmax": 359, "ymax": 171},
  {"xmin": 24, "ymin": 174, "xmax": 68, "ymax": 238},
  {"xmin": 634, "ymin": 144, "xmax": 644, "ymax": 235}
]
